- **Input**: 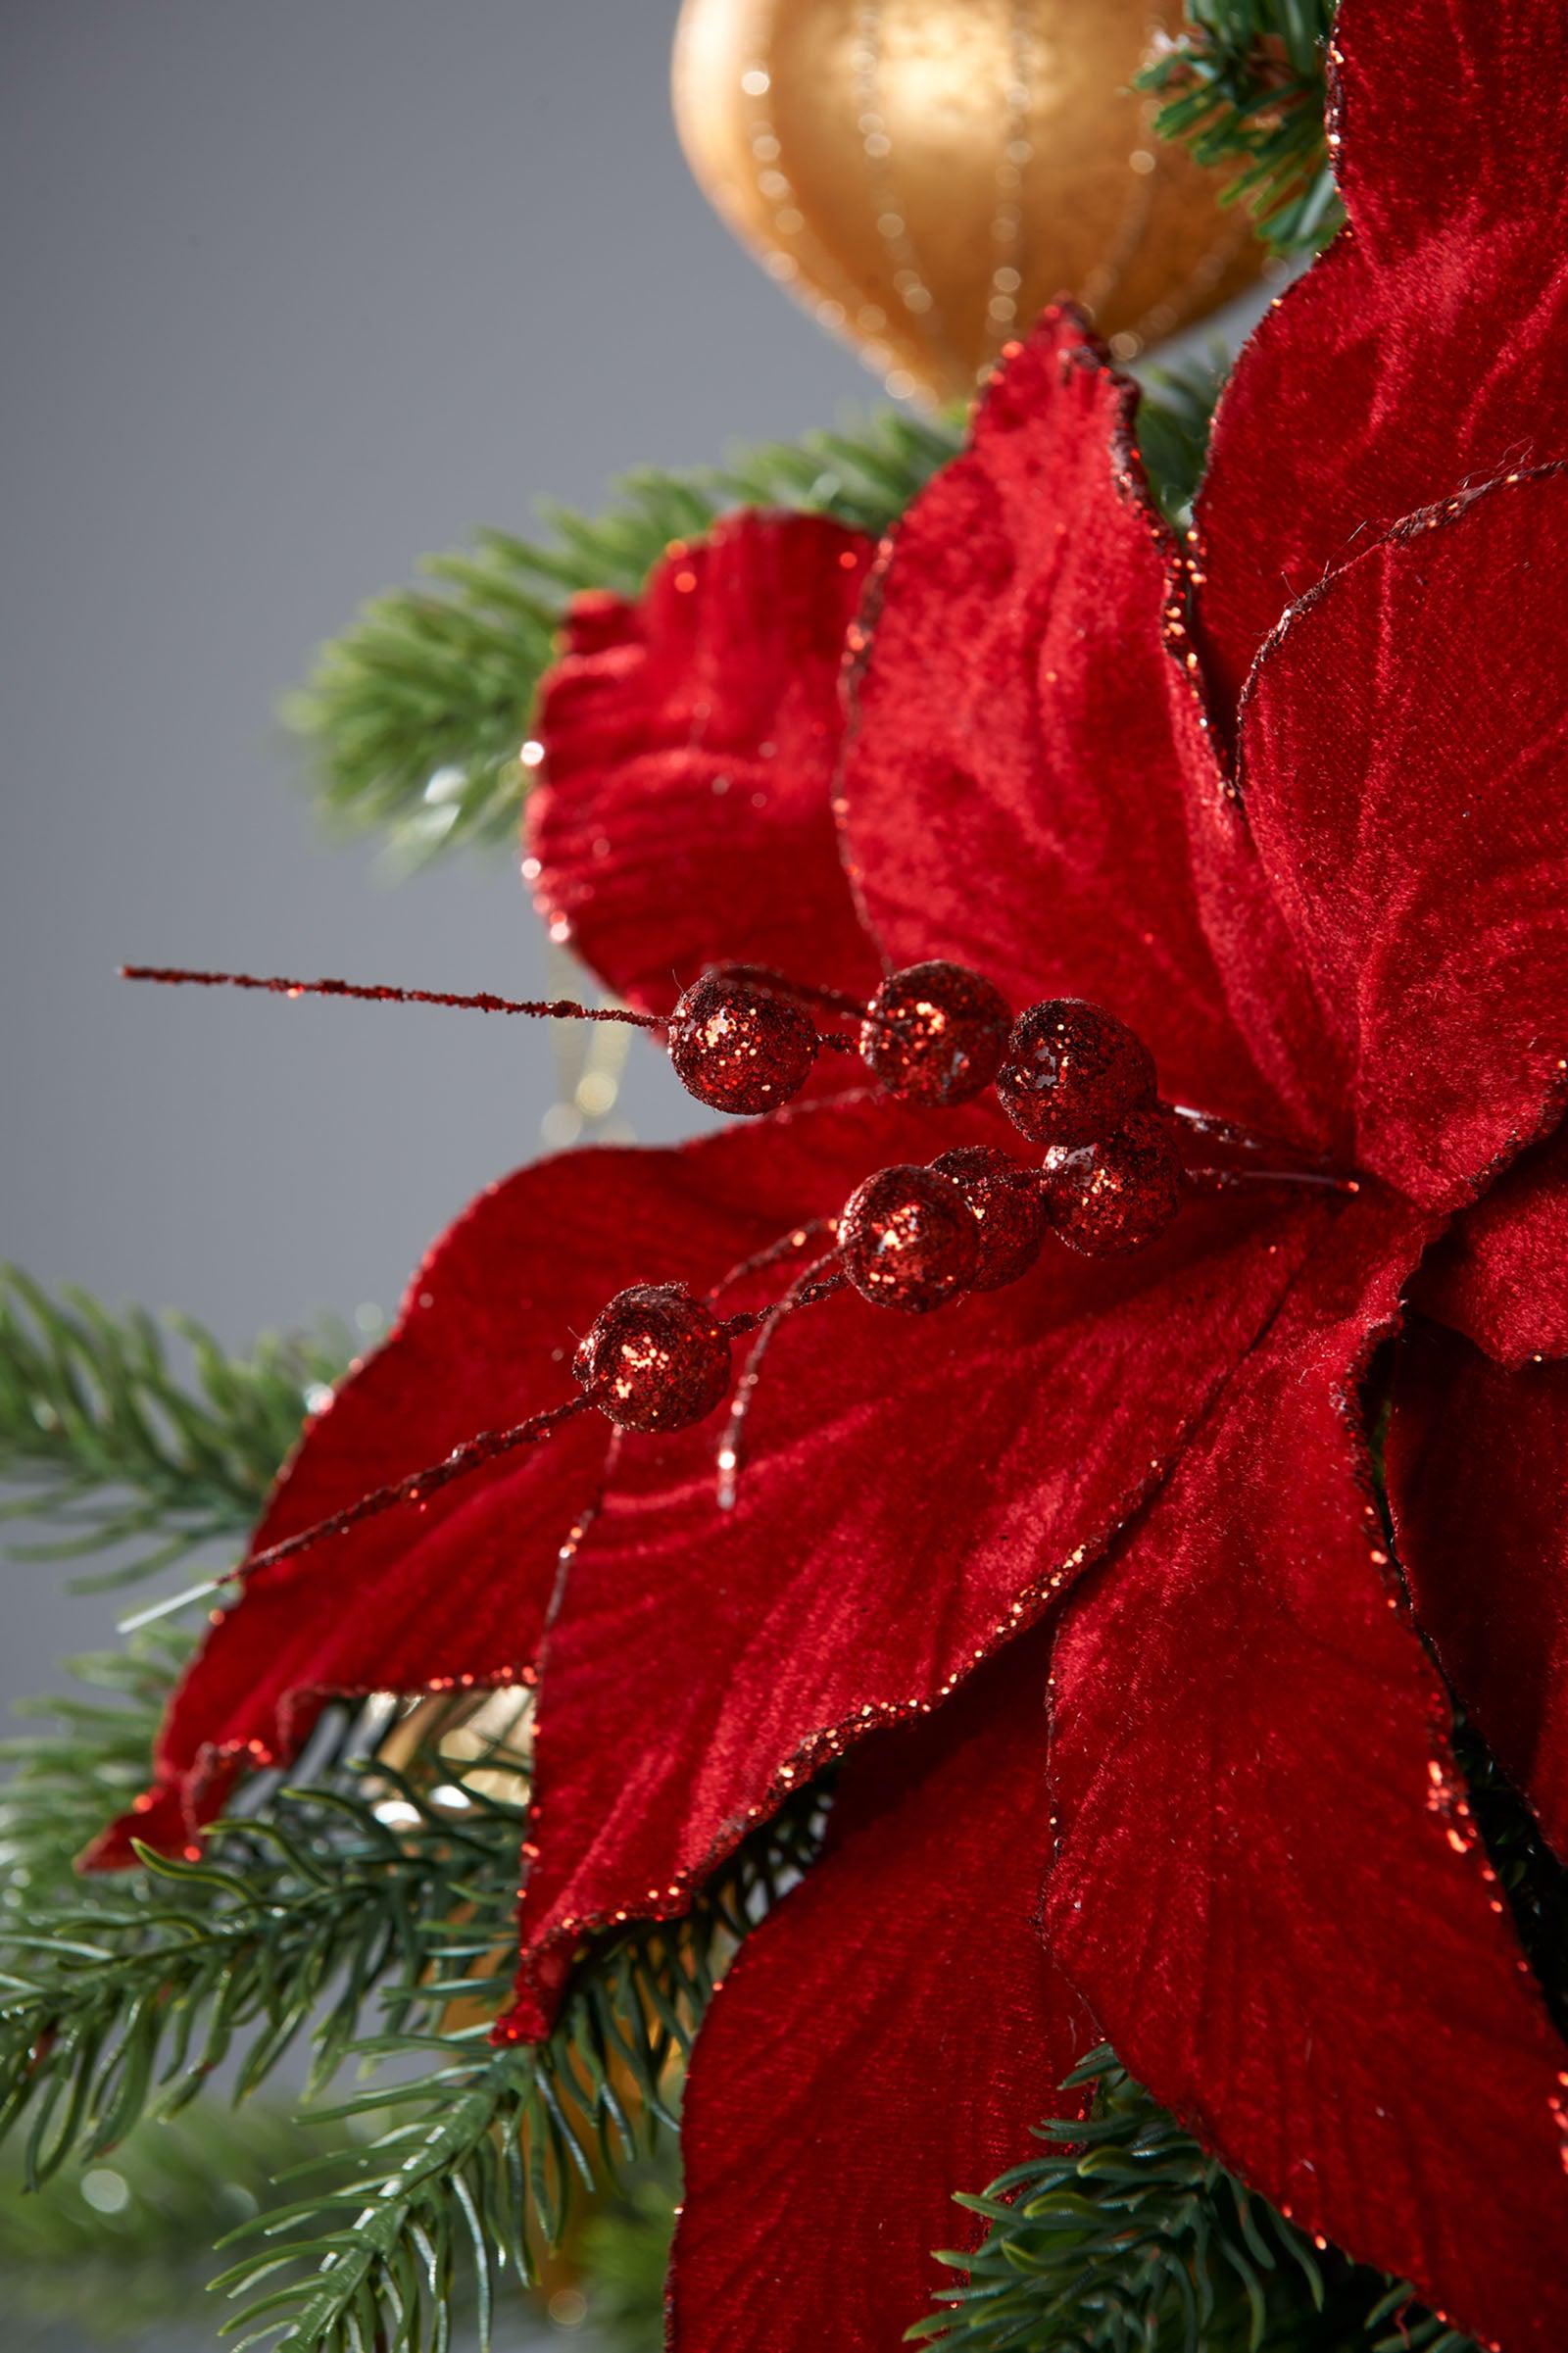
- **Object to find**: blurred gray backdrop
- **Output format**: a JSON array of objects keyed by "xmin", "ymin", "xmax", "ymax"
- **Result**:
[{"xmin": 1, "ymin": 0, "xmax": 876, "ymax": 1713}]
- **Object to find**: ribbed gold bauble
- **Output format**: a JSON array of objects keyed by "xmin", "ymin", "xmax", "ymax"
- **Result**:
[{"xmin": 672, "ymin": 0, "xmax": 1266, "ymax": 406}]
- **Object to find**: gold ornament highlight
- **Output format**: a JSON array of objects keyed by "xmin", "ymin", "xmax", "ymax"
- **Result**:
[{"xmin": 672, "ymin": 0, "xmax": 1267, "ymax": 405}]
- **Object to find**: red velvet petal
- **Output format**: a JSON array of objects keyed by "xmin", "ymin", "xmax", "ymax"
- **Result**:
[
  {"xmin": 508, "ymin": 1141, "xmax": 1333, "ymax": 2034},
  {"xmin": 527, "ymin": 511, "xmax": 883, "ymax": 1017},
  {"xmin": 1410, "ymin": 1123, "xmax": 1568, "ymax": 1368},
  {"xmin": 1389, "ymin": 1318, "xmax": 1568, "ymax": 1865},
  {"xmin": 1237, "ymin": 472, "xmax": 1568, "ymax": 1212},
  {"xmin": 1044, "ymin": 1194, "xmax": 1568, "ymax": 2348},
  {"xmin": 1197, "ymin": 0, "xmax": 1568, "ymax": 714},
  {"xmin": 92, "ymin": 1117, "xmax": 904, "ymax": 1865},
  {"xmin": 838, "ymin": 312, "xmax": 1319, "ymax": 1139},
  {"xmin": 668, "ymin": 1625, "xmax": 1096, "ymax": 2351}
]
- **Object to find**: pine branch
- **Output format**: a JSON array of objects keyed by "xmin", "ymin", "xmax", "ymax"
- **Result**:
[
  {"xmin": 0, "ymin": 1661, "xmax": 825, "ymax": 2352},
  {"xmin": 0, "ymin": 1627, "xmax": 196, "ymax": 1897},
  {"xmin": 1137, "ymin": 0, "xmax": 1342, "ymax": 257},
  {"xmin": 0, "ymin": 1699, "xmax": 533, "ymax": 2184},
  {"xmin": 911, "ymin": 2046, "xmax": 1477, "ymax": 2353},
  {"xmin": 0, "ymin": 1267, "xmax": 347, "ymax": 1591},
  {"xmin": 283, "ymin": 411, "xmax": 961, "ymax": 874},
  {"xmin": 210, "ymin": 1779, "xmax": 823, "ymax": 2351},
  {"xmin": 1134, "ymin": 348, "xmax": 1229, "ymax": 529}
]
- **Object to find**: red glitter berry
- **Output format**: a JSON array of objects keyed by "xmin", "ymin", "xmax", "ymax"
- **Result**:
[
  {"xmin": 573, "ymin": 1284, "xmax": 733, "ymax": 1432},
  {"xmin": 838, "ymin": 1164, "xmax": 979, "ymax": 1313},
  {"xmin": 1042, "ymin": 1110, "xmax": 1183, "ymax": 1256},
  {"xmin": 930, "ymin": 1145, "xmax": 1047, "ymax": 1292},
  {"xmin": 859, "ymin": 961, "xmax": 1011, "ymax": 1105},
  {"xmin": 996, "ymin": 998, "xmax": 1156, "ymax": 1147},
  {"xmin": 667, "ymin": 969, "xmax": 818, "ymax": 1116}
]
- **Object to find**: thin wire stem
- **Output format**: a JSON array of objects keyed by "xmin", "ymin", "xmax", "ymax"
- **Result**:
[
  {"xmin": 1165, "ymin": 1101, "xmax": 1336, "ymax": 1162},
  {"xmin": 715, "ymin": 1253, "xmax": 845, "ymax": 1509},
  {"xmin": 233, "ymin": 1396, "xmax": 595, "ymax": 1581},
  {"xmin": 1184, "ymin": 1165, "xmax": 1360, "ymax": 1196},
  {"xmin": 122, "ymin": 965, "xmax": 662, "ymax": 1028},
  {"xmin": 705, "ymin": 1219, "xmax": 836, "ymax": 1305},
  {"xmin": 122, "ymin": 963, "xmax": 866, "ymax": 1053}
]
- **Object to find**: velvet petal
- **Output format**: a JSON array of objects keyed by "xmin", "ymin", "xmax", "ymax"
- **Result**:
[
  {"xmin": 838, "ymin": 310, "xmax": 1309, "ymax": 1136},
  {"xmin": 668, "ymin": 1625, "xmax": 1095, "ymax": 2352},
  {"xmin": 1197, "ymin": 0, "xmax": 1568, "ymax": 713},
  {"xmin": 527, "ymin": 511, "xmax": 882, "ymax": 1017},
  {"xmin": 1409, "ymin": 1122, "xmax": 1568, "ymax": 1368},
  {"xmin": 1389, "ymin": 1318, "xmax": 1568, "ymax": 1865},
  {"xmin": 95, "ymin": 1111, "xmax": 920, "ymax": 1865},
  {"xmin": 1237, "ymin": 472, "xmax": 1568, "ymax": 1212},
  {"xmin": 1044, "ymin": 1196, "xmax": 1568, "ymax": 2349},
  {"xmin": 509, "ymin": 1166, "xmax": 1331, "ymax": 2033}
]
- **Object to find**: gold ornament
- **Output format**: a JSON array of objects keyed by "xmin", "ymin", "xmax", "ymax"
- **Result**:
[{"xmin": 672, "ymin": 0, "xmax": 1267, "ymax": 406}]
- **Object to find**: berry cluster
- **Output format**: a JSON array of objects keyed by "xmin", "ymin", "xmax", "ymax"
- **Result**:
[
  {"xmin": 127, "ymin": 956, "xmax": 1342, "ymax": 1578},
  {"xmin": 573, "ymin": 962, "xmax": 1187, "ymax": 1440}
]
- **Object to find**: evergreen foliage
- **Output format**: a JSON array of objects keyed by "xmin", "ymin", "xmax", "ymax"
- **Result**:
[
  {"xmin": 912, "ymin": 2048, "xmax": 1476, "ymax": 2353},
  {"xmin": 0, "ymin": 1266, "xmax": 346, "ymax": 1590},
  {"xmin": 1135, "ymin": 0, "xmax": 1342, "ymax": 255},
  {"xmin": 1135, "ymin": 351, "xmax": 1229, "ymax": 530},
  {"xmin": 1, "ymin": 1627, "xmax": 196, "ymax": 1897}
]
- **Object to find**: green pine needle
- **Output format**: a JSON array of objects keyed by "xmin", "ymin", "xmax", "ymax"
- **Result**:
[
  {"xmin": 0, "ymin": 1651, "xmax": 826, "ymax": 2353},
  {"xmin": 911, "ymin": 2046, "xmax": 1476, "ymax": 2353},
  {"xmin": 1136, "ymin": 0, "xmax": 1342, "ymax": 257},
  {"xmin": 1, "ymin": 1627, "xmax": 197, "ymax": 1896},
  {"xmin": 0, "ymin": 1267, "xmax": 347, "ymax": 1592}
]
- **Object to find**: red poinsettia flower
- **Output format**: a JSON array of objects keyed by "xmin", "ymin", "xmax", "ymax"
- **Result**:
[{"xmin": 101, "ymin": 1, "xmax": 1568, "ymax": 2344}]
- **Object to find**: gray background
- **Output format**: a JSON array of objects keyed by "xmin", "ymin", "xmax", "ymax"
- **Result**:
[{"xmin": 2, "ymin": 0, "xmax": 876, "ymax": 1712}]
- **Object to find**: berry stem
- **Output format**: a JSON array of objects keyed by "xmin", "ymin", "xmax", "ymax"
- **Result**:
[
  {"xmin": 716, "ymin": 1252, "xmax": 844, "ymax": 1509},
  {"xmin": 230, "ymin": 1394, "xmax": 595, "ymax": 1582},
  {"xmin": 1183, "ymin": 1164, "xmax": 1360, "ymax": 1196},
  {"xmin": 122, "ymin": 964, "xmax": 662, "ymax": 1027}
]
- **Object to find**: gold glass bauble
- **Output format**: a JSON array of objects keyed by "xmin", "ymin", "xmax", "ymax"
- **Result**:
[{"xmin": 672, "ymin": 0, "xmax": 1267, "ymax": 406}]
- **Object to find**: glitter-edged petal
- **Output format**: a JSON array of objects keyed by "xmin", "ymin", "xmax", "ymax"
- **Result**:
[
  {"xmin": 508, "ymin": 1162, "xmax": 1331, "ymax": 2034},
  {"xmin": 838, "ymin": 310, "xmax": 1317, "ymax": 1138},
  {"xmin": 1390, "ymin": 1317, "xmax": 1568, "ymax": 1864},
  {"xmin": 668, "ymin": 1626, "xmax": 1094, "ymax": 2352},
  {"xmin": 1237, "ymin": 472, "xmax": 1568, "ymax": 1211},
  {"xmin": 528, "ymin": 511, "xmax": 883, "ymax": 1016},
  {"xmin": 1044, "ymin": 1195, "xmax": 1568, "ymax": 2349},
  {"xmin": 1197, "ymin": 0, "xmax": 1568, "ymax": 713}
]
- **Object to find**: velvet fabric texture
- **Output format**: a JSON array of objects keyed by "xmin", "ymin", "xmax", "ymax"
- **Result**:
[{"xmin": 105, "ymin": 0, "xmax": 1568, "ymax": 2342}]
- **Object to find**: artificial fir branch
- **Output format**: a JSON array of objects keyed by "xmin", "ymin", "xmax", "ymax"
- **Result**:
[
  {"xmin": 0, "ymin": 1652, "xmax": 824, "ymax": 2351},
  {"xmin": 0, "ymin": 1627, "xmax": 196, "ymax": 1895},
  {"xmin": 1136, "ymin": 0, "xmax": 1342, "ymax": 255},
  {"xmin": 912, "ymin": 2047, "xmax": 1477, "ymax": 2353},
  {"xmin": 208, "ymin": 1781, "xmax": 824, "ymax": 2351},
  {"xmin": 1134, "ymin": 348, "xmax": 1229, "ymax": 529},
  {"xmin": 0, "ymin": 1267, "xmax": 346, "ymax": 1590}
]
